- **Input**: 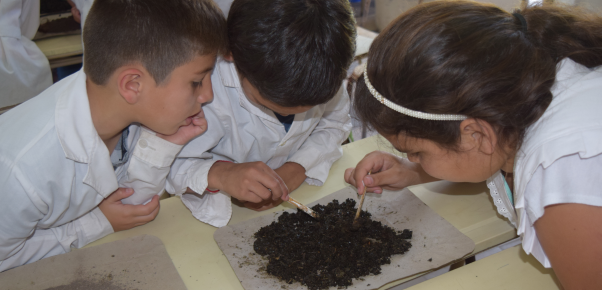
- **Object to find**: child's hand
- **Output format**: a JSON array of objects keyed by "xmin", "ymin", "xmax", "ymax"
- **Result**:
[
  {"xmin": 66, "ymin": 0, "xmax": 82, "ymax": 23},
  {"xmin": 243, "ymin": 162, "xmax": 306, "ymax": 211},
  {"xmin": 156, "ymin": 109, "xmax": 208, "ymax": 145},
  {"xmin": 344, "ymin": 151, "xmax": 437, "ymax": 194},
  {"xmin": 98, "ymin": 188, "xmax": 160, "ymax": 232},
  {"xmin": 208, "ymin": 161, "xmax": 289, "ymax": 204},
  {"xmin": 244, "ymin": 199, "xmax": 284, "ymax": 211}
]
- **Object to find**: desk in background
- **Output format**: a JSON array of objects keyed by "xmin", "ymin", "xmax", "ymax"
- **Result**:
[{"xmin": 34, "ymin": 34, "xmax": 83, "ymax": 69}]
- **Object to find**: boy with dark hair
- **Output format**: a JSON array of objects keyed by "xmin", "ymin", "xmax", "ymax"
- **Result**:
[
  {"xmin": 163, "ymin": 0, "xmax": 356, "ymax": 227},
  {"xmin": 0, "ymin": 0, "xmax": 229, "ymax": 271}
]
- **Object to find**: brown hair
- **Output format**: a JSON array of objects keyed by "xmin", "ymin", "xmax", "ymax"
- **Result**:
[
  {"xmin": 228, "ymin": 0, "xmax": 356, "ymax": 107},
  {"xmin": 354, "ymin": 1, "xmax": 602, "ymax": 151},
  {"xmin": 83, "ymin": 0, "xmax": 228, "ymax": 85}
]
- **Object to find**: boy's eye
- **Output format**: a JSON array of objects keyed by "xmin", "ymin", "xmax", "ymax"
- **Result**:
[{"xmin": 192, "ymin": 81, "xmax": 202, "ymax": 88}]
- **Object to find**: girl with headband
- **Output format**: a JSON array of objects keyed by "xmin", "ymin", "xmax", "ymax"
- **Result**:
[{"xmin": 345, "ymin": 1, "xmax": 602, "ymax": 288}]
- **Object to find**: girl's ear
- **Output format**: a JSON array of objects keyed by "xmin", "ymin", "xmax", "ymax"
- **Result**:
[
  {"xmin": 117, "ymin": 67, "xmax": 145, "ymax": 104},
  {"xmin": 223, "ymin": 52, "xmax": 234, "ymax": 62},
  {"xmin": 459, "ymin": 118, "xmax": 497, "ymax": 155}
]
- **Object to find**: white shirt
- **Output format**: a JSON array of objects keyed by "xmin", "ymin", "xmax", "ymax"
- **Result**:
[
  {"xmin": 71, "ymin": 0, "xmax": 94, "ymax": 30},
  {"xmin": 165, "ymin": 59, "xmax": 352, "ymax": 227},
  {"xmin": 494, "ymin": 59, "xmax": 602, "ymax": 268},
  {"xmin": 0, "ymin": 0, "xmax": 52, "ymax": 108},
  {"xmin": 0, "ymin": 70, "xmax": 182, "ymax": 271}
]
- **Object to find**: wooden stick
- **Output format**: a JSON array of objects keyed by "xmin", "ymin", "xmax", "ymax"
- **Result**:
[
  {"xmin": 288, "ymin": 197, "xmax": 319, "ymax": 219},
  {"xmin": 353, "ymin": 171, "xmax": 371, "ymax": 226}
]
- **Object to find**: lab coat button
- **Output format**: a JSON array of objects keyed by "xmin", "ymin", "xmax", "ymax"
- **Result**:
[{"xmin": 138, "ymin": 139, "xmax": 148, "ymax": 148}]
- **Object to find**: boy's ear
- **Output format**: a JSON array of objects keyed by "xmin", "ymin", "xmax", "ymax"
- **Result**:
[
  {"xmin": 117, "ymin": 68, "xmax": 145, "ymax": 104},
  {"xmin": 459, "ymin": 118, "xmax": 497, "ymax": 155}
]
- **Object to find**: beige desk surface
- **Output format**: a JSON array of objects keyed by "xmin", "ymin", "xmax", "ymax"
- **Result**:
[
  {"xmin": 86, "ymin": 135, "xmax": 517, "ymax": 290},
  {"xmin": 406, "ymin": 245, "xmax": 561, "ymax": 290},
  {"xmin": 34, "ymin": 34, "xmax": 83, "ymax": 60}
]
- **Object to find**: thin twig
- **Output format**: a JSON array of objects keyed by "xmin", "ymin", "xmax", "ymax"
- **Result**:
[
  {"xmin": 353, "ymin": 171, "xmax": 371, "ymax": 226},
  {"xmin": 288, "ymin": 197, "xmax": 319, "ymax": 219}
]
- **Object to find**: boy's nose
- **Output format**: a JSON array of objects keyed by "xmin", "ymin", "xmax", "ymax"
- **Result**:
[
  {"xmin": 199, "ymin": 82, "xmax": 214, "ymax": 104},
  {"xmin": 199, "ymin": 88, "xmax": 214, "ymax": 104}
]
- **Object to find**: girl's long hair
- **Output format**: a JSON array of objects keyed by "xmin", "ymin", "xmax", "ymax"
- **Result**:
[{"xmin": 354, "ymin": 1, "xmax": 602, "ymax": 151}]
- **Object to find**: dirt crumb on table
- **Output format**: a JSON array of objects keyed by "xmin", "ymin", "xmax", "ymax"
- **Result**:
[
  {"xmin": 43, "ymin": 278, "xmax": 135, "ymax": 290},
  {"xmin": 253, "ymin": 198, "xmax": 412, "ymax": 290}
]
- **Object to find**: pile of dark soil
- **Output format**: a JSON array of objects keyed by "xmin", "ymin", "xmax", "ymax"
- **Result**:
[{"xmin": 254, "ymin": 198, "xmax": 412, "ymax": 290}]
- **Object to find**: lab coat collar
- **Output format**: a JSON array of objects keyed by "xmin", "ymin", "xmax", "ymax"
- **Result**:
[
  {"xmin": 216, "ymin": 59, "xmax": 307, "ymax": 125},
  {"xmin": 217, "ymin": 58, "xmax": 240, "ymax": 88},
  {"xmin": 216, "ymin": 59, "xmax": 280, "ymax": 123},
  {"xmin": 54, "ymin": 70, "xmax": 118, "ymax": 197}
]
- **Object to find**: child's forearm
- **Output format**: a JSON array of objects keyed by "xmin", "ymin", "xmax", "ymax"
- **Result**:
[
  {"xmin": 206, "ymin": 161, "xmax": 231, "ymax": 191},
  {"xmin": 275, "ymin": 162, "xmax": 307, "ymax": 193}
]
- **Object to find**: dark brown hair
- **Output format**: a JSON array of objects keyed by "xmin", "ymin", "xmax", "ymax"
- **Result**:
[
  {"xmin": 228, "ymin": 0, "xmax": 356, "ymax": 107},
  {"xmin": 354, "ymin": 1, "xmax": 602, "ymax": 151},
  {"xmin": 83, "ymin": 0, "xmax": 228, "ymax": 85}
]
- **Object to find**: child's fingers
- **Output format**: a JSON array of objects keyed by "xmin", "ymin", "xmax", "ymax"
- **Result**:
[
  {"xmin": 192, "ymin": 117, "xmax": 207, "ymax": 131},
  {"xmin": 245, "ymin": 187, "xmax": 266, "ymax": 203},
  {"xmin": 131, "ymin": 195, "xmax": 160, "ymax": 217},
  {"xmin": 255, "ymin": 167, "xmax": 287, "ymax": 200},
  {"xmin": 352, "ymin": 152, "xmax": 393, "ymax": 194},
  {"xmin": 365, "ymin": 170, "xmax": 404, "ymax": 190},
  {"xmin": 344, "ymin": 167, "xmax": 357, "ymax": 186},
  {"xmin": 263, "ymin": 165, "xmax": 289, "ymax": 198},
  {"xmin": 137, "ymin": 198, "xmax": 160, "ymax": 223},
  {"xmin": 367, "ymin": 186, "xmax": 383, "ymax": 194},
  {"xmin": 352, "ymin": 166, "xmax": 373, "ymax": 194},
  {"xmin": 281, "ymin": 188, "xmax": 290, "ymax": 201},
  {"xmin": 267, "ymin": 174, "xmax": 288, "ymax": 201},
  {"xmin": 109, "ymin": 188, "xmax": 134, "ymax": 202}
]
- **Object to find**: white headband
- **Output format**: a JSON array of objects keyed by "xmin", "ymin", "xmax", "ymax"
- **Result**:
[{"xmin": 363, "ymin": 65, "xmax": 468, "ymax": 121}]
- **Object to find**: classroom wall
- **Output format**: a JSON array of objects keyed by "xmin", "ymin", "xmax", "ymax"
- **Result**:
[
  {"xmin": 556, "ymin": 0, "xmax": 602, "ymax": 15},
  {"xmin": 374, "ymin": 0, "xmax": 523, "ymax": 31},
  {"xmin": 374, "ymin": 0, "xmax": 602, "ymax": 31}
]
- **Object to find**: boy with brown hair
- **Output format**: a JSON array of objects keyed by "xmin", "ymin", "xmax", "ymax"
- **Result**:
[
  {"xmin": 161, "ymin": 0, "xmax": 356, "ymax": 227},
  {"xmin": 0, "ymin": 0, "xmax": 228, "ymax": 271}
]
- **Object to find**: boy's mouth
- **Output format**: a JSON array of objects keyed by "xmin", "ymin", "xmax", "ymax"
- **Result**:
[{"xmin": 184, "ymin": 109, "xmax": 204, "ymax": 125}]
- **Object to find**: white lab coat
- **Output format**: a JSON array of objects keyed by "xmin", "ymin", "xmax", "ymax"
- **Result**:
[
  {"xmin": 513, "ymin": 59, "xmax": 602, "ymax": 268},
  {"xmin": 486, "ymin": 59, "xmax": 602, "ymax": 268},
  {"xmin": 0, "ymin": 0, "xmax": 52, "ymax": 108},
  {"xmin": 0, "ymin": 70, "xmax": 182, "ymax": 271},
  {"xmin": 71, "ymin": 0, "xmax": 94, "ymax": 30},
  {"xmin": 165, "ymin": 59, "xmax": 352, "ymax": 227}
]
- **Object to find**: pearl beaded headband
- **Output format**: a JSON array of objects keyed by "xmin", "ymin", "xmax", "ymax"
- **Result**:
[{"xmin": 363, "ymin": 65, "xmax": 468, "ymax": 121}]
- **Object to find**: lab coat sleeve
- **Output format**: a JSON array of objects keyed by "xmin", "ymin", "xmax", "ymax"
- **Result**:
[
  {"xmin": 0, "ymin": 208, "xmax": 113, "ymax": 272},
  {"xmin": 119, "ymin": 129, "xmax": 183, "ymax": 205},
  {"xmin": 167, "ymin": 156, "xmax": 234, "ymax": 228},
  {"xmin": 165, "ymin": 108, "xmax": 233, "ymax": 228},
  {"xmin": 0, "ymin": 164, "xmax": 113, "ymax": 272},
  {"xmin": 287, "ymin": 85, "xmax": 352, "ymax": 186},
  {"xmin": 165, "ymin": 107, "xmax": 227, "ymax": 196}
]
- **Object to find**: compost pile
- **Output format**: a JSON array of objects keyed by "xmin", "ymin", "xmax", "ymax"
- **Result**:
[{"xmin": 253, "ymin": 198, "xmax": 412, "ymax": 290}]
